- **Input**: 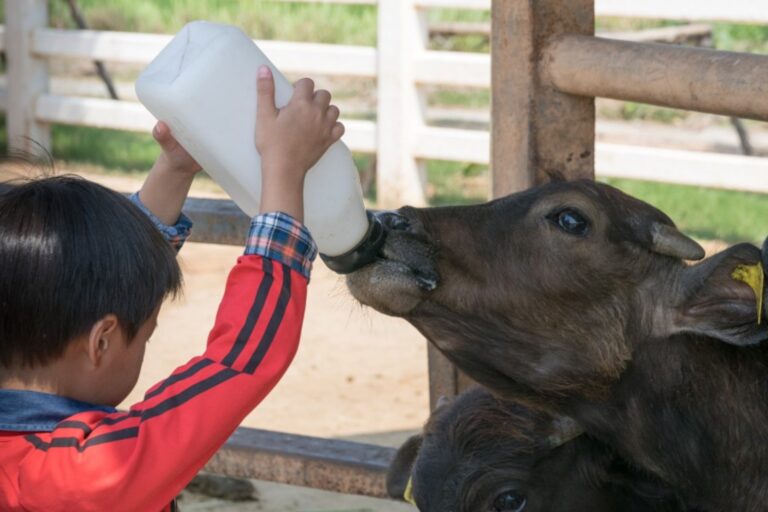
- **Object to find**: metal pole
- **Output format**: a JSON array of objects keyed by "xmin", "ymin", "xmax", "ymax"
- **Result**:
[
  {"xmin": 491, "ymin": 0, "xmax": 595, "ymax": 197},
  {"xmin": 545, "ymin": 35, "xmax": 768, "ymax": 122}
]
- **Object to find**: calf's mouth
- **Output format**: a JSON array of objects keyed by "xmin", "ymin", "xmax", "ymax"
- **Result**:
[{"xmin": 345, "ymin": 210, "xmax": 440, "ymax": 315}]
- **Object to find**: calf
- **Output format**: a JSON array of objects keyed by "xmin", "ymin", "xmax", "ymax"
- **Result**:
[
  {"xmin": 388, "ymin": 387, "xmax": 686, "ymax": 512},
  {"xmin": 348, "ymin": 180, "xmax": 768, "ymax": 511}
]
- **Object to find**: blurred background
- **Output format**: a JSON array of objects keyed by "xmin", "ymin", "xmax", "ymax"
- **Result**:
[{"xmin": 1, "ymin": 1, "xmax": 767, "ymax": 510}]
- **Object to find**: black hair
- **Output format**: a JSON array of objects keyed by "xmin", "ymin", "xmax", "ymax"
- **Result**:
[{"xmin": 0, "ymin": 175, "xmax": 183, "ymax": 367}]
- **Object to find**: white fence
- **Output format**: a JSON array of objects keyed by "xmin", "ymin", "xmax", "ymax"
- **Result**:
[{"xmin": 3, "ymin": 0, "xmax": 768, "ymax": 206}]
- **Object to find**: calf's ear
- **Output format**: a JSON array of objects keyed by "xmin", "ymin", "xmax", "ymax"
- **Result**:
[
  {"xmin": 674, "ymin": 243, "xmax": 768, "ymax": 346},
  {"xmin": 386, "ymin": 434, "xmax": 423, "ymax": 500}
]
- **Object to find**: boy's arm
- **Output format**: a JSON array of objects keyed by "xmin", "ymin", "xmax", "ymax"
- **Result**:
[
  {"xmin": 132, "ymin": 121, "xmax": 202, "ymax": 250},
  {"xmin": 139, "ymin": 121, "xmax": 202, "ymax": 226}
]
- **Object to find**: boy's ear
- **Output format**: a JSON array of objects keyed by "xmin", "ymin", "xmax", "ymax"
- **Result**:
[
  {"xmin": 386, "ymin": 434, "xmax": 423, "ymax": 501},
  {"xmin": 673, "ymin": 244, "xmax": 768, "ymax": 346},
  {"xmin": 86, "ymin": 314, "xmax": 120, "ymax": 367}
]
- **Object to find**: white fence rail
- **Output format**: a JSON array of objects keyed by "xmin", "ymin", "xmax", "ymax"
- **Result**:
[
  {"xmin": 3, "ymin": 0, "xmax": 768, "ymax": 206},
  {"xmin": 288, "ymin": 0, "xmax": 768, "ymax": 23}
]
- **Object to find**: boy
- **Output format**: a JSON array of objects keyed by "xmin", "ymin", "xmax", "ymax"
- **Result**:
[{"xmin": 0, "ymin": 67, "xmax": 344, "ymax": 511}]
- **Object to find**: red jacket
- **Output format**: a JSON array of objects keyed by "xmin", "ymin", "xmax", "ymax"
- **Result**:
[{"xmin": 0, "ymin": 255, "xmax": 308, "ymax": 511}]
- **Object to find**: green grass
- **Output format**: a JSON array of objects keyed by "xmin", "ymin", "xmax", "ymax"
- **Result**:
[
  {"xmin": 616, "ymin": 102, "xmax": 689, "ymax": 124},
  {"xmin": 429, "ymin": 89, "xmax": 490, "ymax": 109},
  {"xmin": 52, "ymin": 125, "xmax": 159, "ymax": 173},
  {"xmin": 713, "ymin": 23, "xmax": 768, "ymax": 54},
  {"xmin": 427, "ymin": 160, "xmax": 489, "ymax": 206},
  {"xmin": 604, "ymin": 178, "xmax": 768, "ymax": 244},
  {"xmin": 46, "ymin": 0, "xmax": 378, "ymax": 45}
]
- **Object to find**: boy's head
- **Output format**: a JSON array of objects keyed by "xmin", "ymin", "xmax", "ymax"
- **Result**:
[{"xmin": 0, "ymin": 175, "xmax": 182, "ymax": 405}]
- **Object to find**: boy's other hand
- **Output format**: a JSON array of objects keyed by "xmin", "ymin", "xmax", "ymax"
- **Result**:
[
  {"xmin": 139, "ymin": 121, "xmax": 203, "ymax": 227},
  {"xmin": 256, "ymin": 66, "xmax": 344, "ymax": 221},
  {"xmin": 153, "ymin": 121, "xmax": 203, "ymax": 177}
]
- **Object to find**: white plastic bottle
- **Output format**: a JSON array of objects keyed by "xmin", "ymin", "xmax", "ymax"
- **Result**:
[{"xmin": 136, "ymin": 21, "xmax": 383, "ymax": 273}]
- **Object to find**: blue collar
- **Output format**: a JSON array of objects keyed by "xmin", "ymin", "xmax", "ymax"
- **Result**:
[{"xmin": 0, "ymin": 389, "xmax": 116, "ymax": 432}]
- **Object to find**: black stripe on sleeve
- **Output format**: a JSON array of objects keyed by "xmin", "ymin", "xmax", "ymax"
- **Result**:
[
  {"xmin": 25, "ymin": 434, "xmax": 48, "ymax": 450},
  {"xmin": 25, "ymin": 428, "xmax": 140, "ymax": 452},
  {"xmin": 100, "ymin": 410, "xmax": 142, "ymax": 426},
  {"xmin": 144, "ymin": 359, "xmax": 214, "ymax": 400},
  {"xmin": 82, "ymin": 427, "xmax": 140, "ymax": 450},
  {"xmin": 243, "ymin": 264, "xmax": 292, "ymax": 374},
  {"xmin": 26, "ymin": 368, "xmax": 242, "ymax": 452},
  {"xmin": 139, "ymin": 368, "xmax": 239, "ymax": 422},
  {"xmin": 221, "ymin": 258, "xmax": 274, "ymax": 367},
  {"xmin": 55, "ymin": 420, "xmax": 93, "ymax": 435}
]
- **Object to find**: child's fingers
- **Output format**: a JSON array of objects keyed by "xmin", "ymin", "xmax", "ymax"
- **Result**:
[
  {"xmin": 294, "ymin": 78, "xmax": 315, "ymax": 100},
  {"xmin": 331, "ymin": 121, "xmax": 345, "ymax": 142},
  {"xmin": 257, "ymin": 66, "xmax": 278, "ymax": 121},
  {"xmin": 152, "ymin": 121, "xmax": 170, "ymax": 143},
  {"xmin": 314, "ymin": 89, "xmax": 331, "ymax": 109},
  {"xmin": 326, "ymin": 105, "xmax": 340, "ymax": 123},
  {"xmin": 152, "ymin": 121, "xmax": 180, "ymax": 152}
]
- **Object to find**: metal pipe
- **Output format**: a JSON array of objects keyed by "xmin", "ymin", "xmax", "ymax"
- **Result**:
[{"xmin": 545, "ymin": 35, "xmax": 768, "ymax": 122}]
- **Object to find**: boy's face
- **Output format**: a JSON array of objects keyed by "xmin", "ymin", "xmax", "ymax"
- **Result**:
[{"xmin": 88, "ymin": 307, "xmax": 160, "ymax": 407}]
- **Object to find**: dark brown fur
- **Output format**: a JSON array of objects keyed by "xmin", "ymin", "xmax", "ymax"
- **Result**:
[
  {"xmin": 348, "ymin": 180, "xmax": 768, "ymax": 511},
  {"xmin": 388, "ymin": 387, "xmax": 686, "ymax": 512}
]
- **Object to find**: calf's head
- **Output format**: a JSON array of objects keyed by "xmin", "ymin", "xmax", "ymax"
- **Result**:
[
  {"xmin": 348, "ymin": 180, "xmax": 767, "ymax": 397},
  {"xmin": 388, "ymin": 387, "xmax": 684, "ymax": 512}
]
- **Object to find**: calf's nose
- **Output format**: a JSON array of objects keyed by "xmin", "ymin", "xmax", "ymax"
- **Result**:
[{"xmin": 374, "ymin": 211, "xmax": 412, "ymax": 232}]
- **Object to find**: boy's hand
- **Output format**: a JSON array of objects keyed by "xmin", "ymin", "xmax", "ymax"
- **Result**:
[
  {"xmin": 138, "ymin": 122, "xmax": 202, "ymax": 226},
  {"xmin": 152, "ymin": 121, "xmax": 202, "ymax": 177},
  {"xmin": 256, "ymin": 66, "xmax": 344, "ymax": 221}
]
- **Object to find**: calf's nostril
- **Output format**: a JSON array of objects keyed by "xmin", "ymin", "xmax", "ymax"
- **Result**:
[
  {"xmin": 376, "ymin": 211, "xmax": 411, "ymax": 232},
  {"xmin": 414, "ymin": 268, "xmax": 439, "ymax": 291}
]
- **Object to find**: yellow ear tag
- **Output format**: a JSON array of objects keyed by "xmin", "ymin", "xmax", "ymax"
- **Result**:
[
  {"xmin": 731, "ymin": 262, "xmax": 764, "ymax": 325},
  {"xmin": 404, "ymin": 476, "xmax": 416, "ymax": 505}
]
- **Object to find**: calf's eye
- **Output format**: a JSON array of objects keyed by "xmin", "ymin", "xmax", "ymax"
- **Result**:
[
  {"xmin": 492, "ymin": 490, "xmax": 527, "ymax": 512},
  {"xmin": 549, "ymin": 209, "xmax": 589, "ymax": 236}
]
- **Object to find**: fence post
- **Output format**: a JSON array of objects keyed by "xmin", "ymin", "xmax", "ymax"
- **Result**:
[
  {"xmin": 491, "ymin": 0, "xmax": 595, "ymax": 195},
  {"xmin": 5, "ymin": 0, "xmax": 51, "ymax": 154},
  {"xmin": 376, "ymin": 0, "xmax": 428, "ymax": 208}
]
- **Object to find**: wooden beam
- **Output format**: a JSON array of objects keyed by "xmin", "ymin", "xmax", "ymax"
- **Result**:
[{"xmin": 205, "ymin": 427, "xmax": 396, "ymax": 498}]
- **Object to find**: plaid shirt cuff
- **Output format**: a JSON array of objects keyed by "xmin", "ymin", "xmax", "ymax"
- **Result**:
[
  {"xmin": 245, "ymin": 212, "xmax": 318, "ymax": 279},
  {"xmin": 130, "ymin": 192, "xmax": 193, "ymax": 251}
]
